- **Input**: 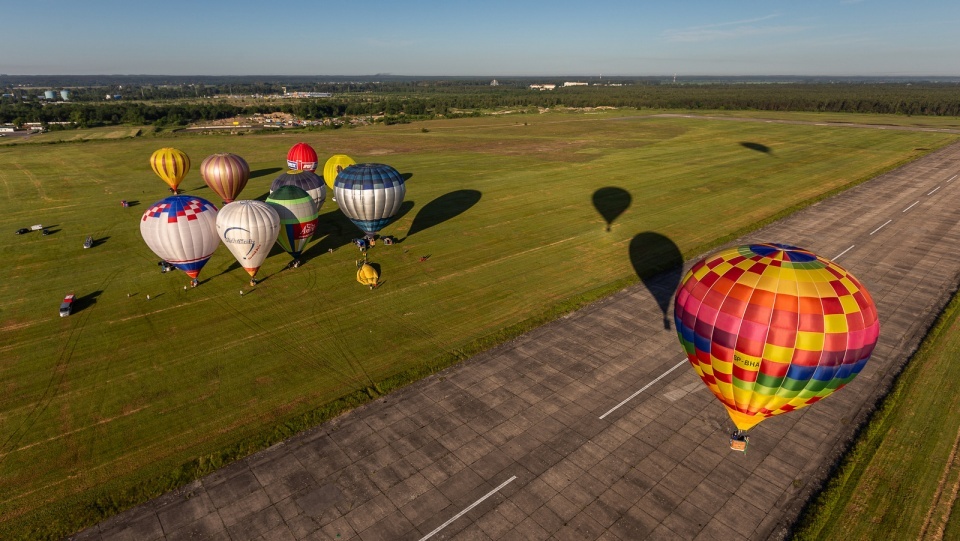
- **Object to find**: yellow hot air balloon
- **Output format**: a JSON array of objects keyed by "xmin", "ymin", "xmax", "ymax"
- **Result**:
[
  {"xmin": 357, "ymin": 262, "xmax": 379, "ymax": 289},
  {"xmin": 150, "ymin": 148, "xmax": 190, "ymax": 193},
  {"xmin": 323, "ymin": 154, "xmax": 356, "ymax": 191}
]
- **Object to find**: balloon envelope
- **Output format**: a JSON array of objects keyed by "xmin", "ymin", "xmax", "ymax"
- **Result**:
[
  {"xmin": 140, "ymin": 195, "xmax": 219, "ymax": 279},
  {"xmin": 150, "ymin": 148, "xmax": 190, "ymax": 191},
  {"xmin": 357, "ymin": 263, "xmax": 379, "ymax": 287},
  {"xmin": 200, "ymin": 153, "xmax": 250, "ymax": 203},
  {"xmin": 265, "ymin": 185, "xmax": 318, "ymax": 259},
  {"xmin": 216, "ymin": 200, "xmax": 280, "ymax": 278},
  {"xmin": 674, "ymin": 243, "xmax": 879, "ymax": 431},
  {"xmin": 270, "ymin": 170, "xmax": 326, "ymax": 211},
  {"xmin": 287, "ymin": 142, "xmax": 319, "ymax": 172},
  {"xmin": 334, "ymin": 163, "xmax": 406, "ymax": 237},
  {"xmin": 323, "ymin": 154, "xmax": 356, "ymax": 191}
]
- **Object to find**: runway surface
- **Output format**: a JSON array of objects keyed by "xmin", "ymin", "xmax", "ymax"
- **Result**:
[{"xmin": 76, "ymin": 140, "xmax": 960, "ymax": 540}]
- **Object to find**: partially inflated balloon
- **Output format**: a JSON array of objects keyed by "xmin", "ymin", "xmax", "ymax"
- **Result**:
[
  {"xmin": 270, "ymin": 170, "xmax": 326, "ymax": 211},
  {"xmin": 140, "ymin": 196, "xmax": 219, "ymax": 279},
  {"xmin": 334, "ymin": 163, "xmax": 406, "ymax": 238},
  {"xmin": 150, "ymin": 148, "xmax": 190, "ymax": 192},
  {"xmin": 357, "ymin": 263, "xmax": 379, "ymax": 288},
  {"xmin": 265, "ymin": 185, "xmax": 318, "ymax": 260},
  {"xmin": 674, "ymin": 244, "xmax": 879, "ymax": 431},
  {"xmin": 216, "ymin": 200, "xmax": 280, "ymax": 279},
  {"xmin": 287, "ymin": 142, "xmax": 318, "ymax": 172},
  {"xmin": 200, "ymin": 153, "xmax": 250, "ymax": 203},
  {"xmin": 323, "ymin": 154, "xmax": 356, "ymax": 191}
]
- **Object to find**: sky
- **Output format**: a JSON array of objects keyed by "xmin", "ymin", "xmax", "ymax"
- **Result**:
[{"xmin": 3, "ymin": 0, "xmax": 959, "ymax": 76}]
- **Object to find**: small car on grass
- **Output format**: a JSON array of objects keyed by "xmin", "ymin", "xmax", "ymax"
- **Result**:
[{"xmin": 59, "ymin": 294, "xmax": 75, "ymax": 317}]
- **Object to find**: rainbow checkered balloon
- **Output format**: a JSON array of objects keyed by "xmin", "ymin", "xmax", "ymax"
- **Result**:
[{"xmin": 674, "ymin": 244, "xmax": 879, "ymax": 431}]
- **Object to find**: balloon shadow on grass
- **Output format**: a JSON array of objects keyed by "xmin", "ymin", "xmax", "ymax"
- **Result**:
[
  {"xmin": 250, "ymin": 167, "xmax": 283, "ymax": 180},
  {"xmin": 629, "ymin": 232, "xmax": 683, "ymax": 330},
  {"xmin": 593, "ymin": 187, "xmax": 631, "ymax": 232},
  {"xmin": 402, "ymin": 189, "xmax": 481, "ymax": 240},
  {"xmin": 303, "ymin": 201, "xmax": 415, "ymax": 261},
  {"xmin": 741, "ymin": 142, "xmax": 773, "ymax": 155},
  {"xmin": 73, "ymin": 290, "xmax": 102, "ymax": 313},
  {"xmin": 401, "ymin": 173, "xmax": 413, "ymax": 181}
]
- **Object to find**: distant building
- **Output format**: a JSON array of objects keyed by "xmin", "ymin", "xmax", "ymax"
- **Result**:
[
  {"xmin": 563, "ymin": 82, "xmax": 588, "ymax": 87},
  {"xmin": 0, "ymin": 126, "xmax": 16, "ymax": 133},
  {"xmin": 281, "ymin": 91, "xmax": 332, "ymax": 98},
  {"xmin": 490, "ymin": 79, "xmax": 499, "ymax": 86},
  {"xmin": 529, "ymin": 84, "xmax": 556, "ymax": 91},
  {"xmin": 60, "ymin": 89, "xmax": 70, "ymax": 100},
  {"xmin": 44, "ymin": 90, "xmax": 56, "ymax": 100}
]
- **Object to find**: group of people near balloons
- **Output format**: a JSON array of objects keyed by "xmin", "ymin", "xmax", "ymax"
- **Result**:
[
  {"xmin": 142, "ymin": 143, "xmax": 406, "ymax": 289},
  {"xmin": 145, "ymin": 145, "xmax": 883, "ymax": 450}
]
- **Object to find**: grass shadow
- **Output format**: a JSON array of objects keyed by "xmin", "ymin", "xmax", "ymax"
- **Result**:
[
  {"xmin": 73, "ymin": 290, "xmax": 102, "ymax": 313},
  {"xmin": 404, "ymin": 190, "xmax": 481, "ymax": 239},
  {"xmin": 741, "ymin": 142, "xmax": 773, "ymax": 154},
  {"xmin": 592, "ymin": 187, "xmax": 631, "ymax": 232},
  {"xmin": 401, "ymin": 173, "xmax": 413, "ymax": 181},
  {"xmin": 251, "ymin": 167, "xmax": 283, "ymax": 180},
  {"xmin": 629, "ymin": 231, "xmax": 683, "ymax": 329},
  {"xmin": 91, "ymin": 236, "xmax": 110, "ymax": 248}
]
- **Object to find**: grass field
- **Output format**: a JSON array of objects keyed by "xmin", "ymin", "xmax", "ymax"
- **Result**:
[
  {"xmin": 0, "ymin": 110, "xmax": 956, "ymax": 538},
  {"xmin": 793, "ymin": 289, "xmax": 960, "ymax": 540}
]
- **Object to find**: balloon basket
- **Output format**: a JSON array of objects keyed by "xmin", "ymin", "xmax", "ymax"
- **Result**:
[{"xmin": 730, "ymin": 430, "xmax": 749, "ymax": 453}]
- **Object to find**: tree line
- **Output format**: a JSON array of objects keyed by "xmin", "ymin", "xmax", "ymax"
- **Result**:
[{"xmin": 1, "ymin": 83, "xmax": 958, "ymax": 129}]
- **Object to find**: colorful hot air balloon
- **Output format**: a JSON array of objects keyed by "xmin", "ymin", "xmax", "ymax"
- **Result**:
[
  {"xmin": 270, "ymin": 170, "xmax": 326, "ymax": 211},
  {"xmin": 323, "ymin": 154, "xmax": 356, "ymax": 191},
  {"xmin": 334, "ymin": 163, "xmax": 406, "ymax": 239},
  {"xmin": 140, "ymin": 195, "xmax": 219, "ymax": 285},
  {"xmin": 200, "ymin": 153, "xmax": 250, "ymax": 203},
  {"xmin": 216, "ymin": 200, "xmax": 280, "ymax": 285},
  {"xmin": 674, "ymin": 244, "xmax": 879, "ymax": 437},
  {"xmin": 357, "ymin": 262, "xmax": 380, "ymax": 289},
  {"xmin": 149, "ymin": 148, "xmax": 190, "ymax": 193},
  {"xmin": 265, "ymin": 185, "xmax": 318, "ymax": 266},
  {"xmin": 287, "ymin": 142, "xmax": 319, "ymax": 172}
]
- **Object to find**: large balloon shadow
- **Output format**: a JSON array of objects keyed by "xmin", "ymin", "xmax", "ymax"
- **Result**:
[
  {"xmin": 741, "ymin": 142, "xmax": 772, "ymax": 154},
  {"xmin": 302, "ymin": 201, "xmax": 415, "ymax": 261},
  {"xmin": 629, "ymin": 232, "xmax": 683, "ymax": 330},
  {"xmin": 403, "ymin": 189, "xmax": 481, "ymax": 240},
  {"xmin": 592, "ymin": 187, "xmax": 631, "ymax": 232},
  {"xmin": 250, "ymin": 167, "xmax": 283, "ymax": 179}
]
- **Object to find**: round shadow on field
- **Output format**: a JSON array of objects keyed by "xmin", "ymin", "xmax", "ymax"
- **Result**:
[
  {"xmin": 629, "ymin": 232, "xmax": 683, "ymax": 330},
  {"xmin": 592, "ymin": 187, "xmax": 631, "ymax": 232},
  {"xmin": 404, "ymin": 189, "xmax": 481, "ymax": 239},
  {"xmin": 304, "ymin": 201, "xmax": 415, "ymax": 261},
  {"xmin": 741, "ymin": 142, "xmax": 772, "ymax": 154},
  {"xmin": 251, "ymin": 167, "xmax": 283, "ymax": 179}
]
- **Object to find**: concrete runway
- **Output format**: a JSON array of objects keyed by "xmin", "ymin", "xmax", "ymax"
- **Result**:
[{"xmin": 76, "ymin": 141, "xmax": 960, "ymax": 540}]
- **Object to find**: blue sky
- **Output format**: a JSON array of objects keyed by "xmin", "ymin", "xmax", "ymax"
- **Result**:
[{"xmin": 3, "ymin": 0, "xmax": 959, "ymax": 76}]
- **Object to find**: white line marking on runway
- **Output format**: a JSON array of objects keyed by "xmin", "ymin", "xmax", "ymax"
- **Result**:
[
  {"xmin": 833, "ymin": 245, "xmax": 856, "ymax": 260},
  {"xmin": 928, "ymin": 186, "xmax": 942, "ymax": 196},
  {"xmin": 870, "ymin": 220, "xmax": 892, "ymax": 235},
  {"xmin": 419, "ymin": 476, "xmax": 517, "ymax": 541},
  {"xmin": 948, "ymin": 175, "xmax": 957, "ymax": 183},
  {"xmin": 903, "ymin": 201, "xmax": 919, "ymax": 213},
  {"xmin": 599, "ymin": 360, "xmax": 687, "ymax": 420}
]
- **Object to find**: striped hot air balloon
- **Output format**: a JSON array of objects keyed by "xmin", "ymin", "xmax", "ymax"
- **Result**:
[
  {"xmin": 200, "ymin": 153, "xmax": 249, "ymax": 203},
  {"xmin": 287, "ymin": 142, "xmax": 319, "ymax": 172},
  {"xmin": 334, "ymin": 163, "xmax": 405, "ymax": 239},
  {"xmin": 265, "ymin": 185, "xmax": 318, "ymax": 264},
  {"xmin": 216, "ymin": 200, "xmax": 280, "ymax": 283},
  {"xmin": 140, "ymin": 195, "xmax": 219, "ymax": 284},
  {"xmin": 149, "ymin": 148, "xmax": 190, "ymax": 193},
  {"xmin": 270, "ymin": 170, "xmax": 326, "ymax": 211},
  {"xmin": 674, "ymin": 243, "xmax": 880, "ymax": 434},
  {"xmin": 323, "ymin": 154, "xmax": 355, "ymax": 191}
]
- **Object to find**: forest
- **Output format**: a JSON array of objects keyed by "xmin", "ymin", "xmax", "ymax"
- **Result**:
[{"xmin": 1, "ymin": 81, "xmax": 959, "ymax": 129}]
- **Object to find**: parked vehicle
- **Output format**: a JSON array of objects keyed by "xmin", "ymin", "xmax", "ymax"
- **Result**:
[
  {"xmin": 59, "ymin": 294, "xmax": 75, "ymax": 317},
  {"xmin": 42, "ymin": 229, "xmax": 50, "ymax": 236},
  {"xmin": 15, "ymin": 228, "xmax": 28, "ymax": 235},
  {"xmin": 83, "ymin": 236, "xmax": 93, "ymax": 249}
]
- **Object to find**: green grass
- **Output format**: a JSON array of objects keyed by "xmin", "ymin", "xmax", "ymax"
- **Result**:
[
  {"xmin": 792, "ymin": 288, "xmax": 960, "ymax": 540},
  {"xmin": 0, "ymin": 110, "xmax": 955, "ymax": 538}
]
